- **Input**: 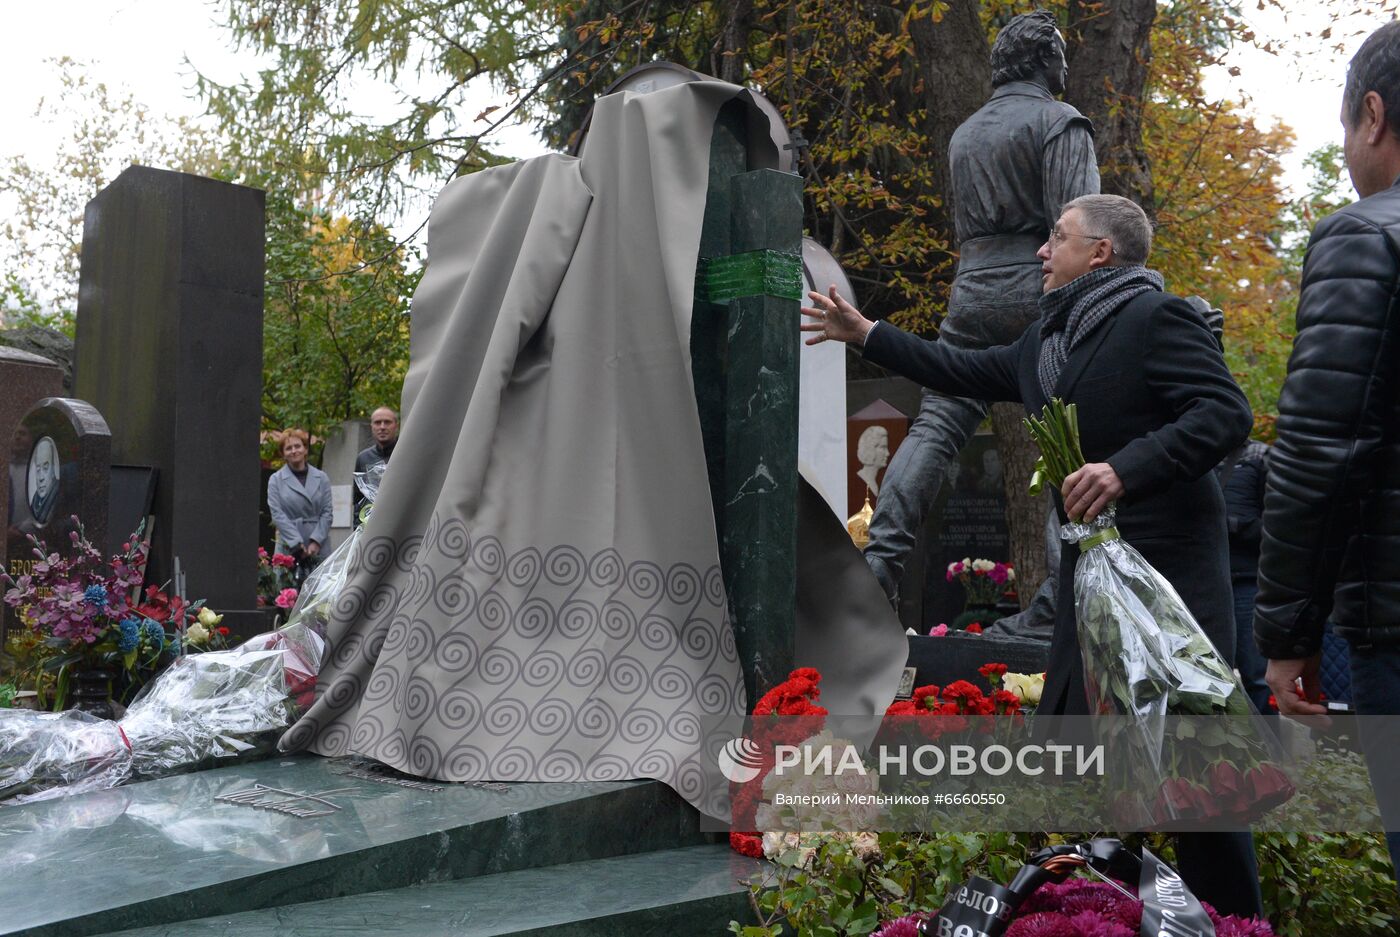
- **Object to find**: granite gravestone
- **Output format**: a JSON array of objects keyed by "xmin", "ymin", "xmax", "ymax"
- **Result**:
[
  {"xmin": 74, "ymin": 165, "xmax": 265, "ymax": 634},
  {"xmin": 921, "ymin": 430, "xmax": 1011, "ymax": 631},
  {"xmin": 3, "ymin": 397, "xmax": 112, "ymax": 639},
  {"xmin": 0, "ymin": 347, "xmax": 63, "ymax": 571}
]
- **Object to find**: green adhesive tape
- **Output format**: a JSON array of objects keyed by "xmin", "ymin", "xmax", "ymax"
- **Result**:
[
  {"xmin": 700, "ymin": 250, "xmax": 803, "ymax": 303},
  {"xmin": 1078, "ymin": 527, "xmax": 1122, "ymax": 553}
]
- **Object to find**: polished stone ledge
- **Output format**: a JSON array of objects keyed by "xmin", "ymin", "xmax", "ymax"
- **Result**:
[
  {"xmin": 0, "ymin": 756, "xmax": 705, "ymax": 937},
  {"xmin": 93, "ymin": 844, "xmax": 763, "ymax": 937}
]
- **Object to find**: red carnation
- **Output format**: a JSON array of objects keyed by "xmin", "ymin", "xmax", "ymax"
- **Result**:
[
  {"xmin": 886, "ymin": 700, "xmax": 918, "ymax": 716},
  {"xmin": 965, "ymin": 622, "xmax": 983, "ymax": 634},
  {"xmin": 967, "ymin": 696, "xmax": 997, "ymax": 715},
  {"xmin": 936, "ymin": 712, "xmax": 969, "ymax": 734},
  {"xmin": 978, "ymin": 662, "xmax": 1008, "ymax": 681},
  {"xmin": 729, "ymin": 831, "xmax": 763, "ymax": 858},
  {"xmin": 272, "ymin": 553, "xmax": 297, "ymax": 569},
  {"xmin": 942, "ymin": 680, "xmax": 982, "ymax": 700},
  {"xmin": 992, "ymin": 689, "xmax": 1022, "ymax": 713}
]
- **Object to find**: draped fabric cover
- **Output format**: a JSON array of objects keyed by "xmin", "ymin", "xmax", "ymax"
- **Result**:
[{"xmin": 280, "ymin": 81, "xmax": 904, "ymax": 815}]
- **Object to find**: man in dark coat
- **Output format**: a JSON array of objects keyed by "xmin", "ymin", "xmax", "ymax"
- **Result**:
[
  {"xmin": 803, "ymin": 193, "xmax": 1261, "ymax": 916},
  {"xmin": 863, "ymin": 9, "xmax": 1099, "ymax": 604},
  {"xmin": 353, "ymin": 406, "xmax": 398, "ymax": 526},
  {"xmin": 1255, "ymin": 20, "xmax": 1400, "ymax": 884}
]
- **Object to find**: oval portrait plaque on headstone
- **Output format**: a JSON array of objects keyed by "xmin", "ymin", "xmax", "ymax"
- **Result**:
[
  {"xmin": 3, "ymin": 397, "xmax": 112, "ymax": 643},
  {"xmin": 4, "ymin": 397, "xmax": 111, "ymax": 574}
]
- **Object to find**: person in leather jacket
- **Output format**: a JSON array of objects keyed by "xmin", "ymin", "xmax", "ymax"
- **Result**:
[{"xmin": 1255, "ymin": 20, "xmax": 1400, "ymax": 885}]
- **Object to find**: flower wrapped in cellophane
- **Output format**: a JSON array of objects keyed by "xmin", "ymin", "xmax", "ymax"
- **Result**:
[
  {"xmin": 0, "ymin": 465, "xmax": 386, "ymax": 804},
  {"xmin": 1026, "ymin": 399, "xmax": 1293, "ymax": 827}
]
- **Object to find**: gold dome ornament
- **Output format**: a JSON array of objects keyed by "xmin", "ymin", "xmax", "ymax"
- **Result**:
[{"xmin": 847, "ymin": 488, "xmax": 874, "ymax": 549}]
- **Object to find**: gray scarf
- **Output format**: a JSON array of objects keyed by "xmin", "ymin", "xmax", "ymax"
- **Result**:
[{"xmin": 1037, "ymin": 265, "xmax": 1164, "ymax": 398}]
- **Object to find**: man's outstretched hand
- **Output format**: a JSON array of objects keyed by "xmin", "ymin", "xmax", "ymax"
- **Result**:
[{"xmin": 801, "ymin": 286, "xmax": 876, "ymax": 346}]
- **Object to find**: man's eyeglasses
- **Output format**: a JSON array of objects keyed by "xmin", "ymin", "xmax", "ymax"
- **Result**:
[{"xmin": 1047, "ymin": 226, "xmax": 1116, "ymax": 255}]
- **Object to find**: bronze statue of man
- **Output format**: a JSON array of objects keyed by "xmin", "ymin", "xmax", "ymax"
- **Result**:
[{"xmin": 863, "ymin": 10, "xmax": 1100, "ymax": 602}]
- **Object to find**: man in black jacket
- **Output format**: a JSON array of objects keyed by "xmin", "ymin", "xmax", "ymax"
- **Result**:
[
  {"xmin": 353, "ymin": 406, "xmax": 398, "ymax": 526},
  {"xmin": 804, "ymin": 193, "xmax": 1262, "ymax": 916},
  {"xmin": 1255, "ymin": 21, "xmax": 1400, "ymax": 880}
]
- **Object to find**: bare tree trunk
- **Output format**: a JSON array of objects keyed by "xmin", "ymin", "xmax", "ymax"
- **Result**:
[
  {"xmin": 906, "ymin": 0, "xmax": 992, "ymax": 218},
  {"xmin": 714, "ymin": 0, "xmax": 755, "ymax": 84},
  {"xmin": 1064, "ymin": 0, "xmax": 1157, "ymax": 214},
  {"xmin": 990, "ymin": 402, "xmax": 1047, "ymax": 609}
]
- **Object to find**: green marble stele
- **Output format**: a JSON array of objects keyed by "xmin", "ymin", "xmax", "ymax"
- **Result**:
[
  {"xmin": 0, "ymin": 756, "xmax": 721, "ymax": 937},
  {"xmin": 690, "ymin": 99, "xmax": 805, "ymax": 708}
]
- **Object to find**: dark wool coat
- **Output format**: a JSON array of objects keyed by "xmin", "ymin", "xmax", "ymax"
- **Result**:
[{"xmin": 863, "ymin": 290, "xmax": 1253, "ymax": 715}]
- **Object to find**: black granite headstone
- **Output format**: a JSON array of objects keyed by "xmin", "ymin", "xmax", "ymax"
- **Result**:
[
  {"xmin": 922, "ymin": 431, "xmax": 1011, "ymax": 630},
  {"xmin": 74, "ymin": 165, "xmax": 265, "ymax": 632},
  {"xmin": 3, "ymin": 397, "xmax": 112, "ymax": 639},
  {"xmin": 109, "ymin": 465, "xmax": 158, "ymax": 553}
]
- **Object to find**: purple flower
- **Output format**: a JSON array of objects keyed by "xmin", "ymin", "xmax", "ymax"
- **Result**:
[
  {"xmin": 1005, "ymin": 912, "xmax": 1078, "ymax": 937},
  {"xmin": 1215, "ymin": 916, "xmax": 1276, "ymax": 937},
  {"xmin": 1067, "ymin": 911, "xmax": 1134, "ymax": 937},
  {"xmin": 1058, "ymin": 883, "xmax": 1138, "ymax": 929}
]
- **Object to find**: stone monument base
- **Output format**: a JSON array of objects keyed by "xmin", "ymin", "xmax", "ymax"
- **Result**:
[{"xmin": 0, "ymin": 756, "xmax": 759, "ymax": 937}]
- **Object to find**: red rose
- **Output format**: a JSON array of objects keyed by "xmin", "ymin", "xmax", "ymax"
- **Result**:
[
  {"xmin": 1207, "ymin": 760, "xmax": 1249, "ymax": 814},
  {"xmin": 1245, "ymin": 763, "xmax": 1296, "ymax": 814},
  {"xmin": 1161, "ymin": 778, "xmax": 1195, "ymax": 818},
  {"xmin": 1150, "ymin": 787, "xmax": 1174, "ymax": 826},
  {"xmin": 1186, "ymin": 781, "xmax": 1219, "ymax": 819}
]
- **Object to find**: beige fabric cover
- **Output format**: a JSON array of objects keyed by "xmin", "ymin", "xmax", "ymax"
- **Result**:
[{"xmin": 280, "ymin": 81, "xmax": 904, "ymax": 815}]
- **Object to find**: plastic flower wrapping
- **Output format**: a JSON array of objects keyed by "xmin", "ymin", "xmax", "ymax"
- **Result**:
[
  {"xmin": 1025, "ymin": 400, "xmax": 1293, "ymax": 827},
  {"xmin": 0, "ymin": 465, "xmax": 385, "ymax": 805}
]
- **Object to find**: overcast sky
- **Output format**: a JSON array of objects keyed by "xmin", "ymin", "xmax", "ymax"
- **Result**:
[{"xmin": 0, "ymin": 2, "xmax": 1384, "ymax": 240}]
